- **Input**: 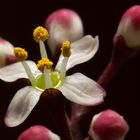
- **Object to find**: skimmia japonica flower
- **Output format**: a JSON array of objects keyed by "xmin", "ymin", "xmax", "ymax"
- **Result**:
[{"xmin": 0, "ymin": 26, "xmax": 105, "ymax": 127}]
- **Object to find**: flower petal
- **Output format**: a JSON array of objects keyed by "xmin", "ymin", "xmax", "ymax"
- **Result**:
[
  {"xmin": 59, "ymin": 73, "xmax": 105, "ymax": 106},
  {"xmin": 55, "ymin": 35, "xmax": 99, "ymax": 71},
  {"xmin": 0, "ymin": 60, "xmax": 39, "ymax": 82},
  {"xmin": 5, "ymin": 86, "xmax": 41, "ymax": 127},
  {"xmin": 0, "ymin": 38, "xmax": 14, "ymax": 67}
]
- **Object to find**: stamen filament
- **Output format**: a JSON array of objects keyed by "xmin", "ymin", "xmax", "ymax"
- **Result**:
[
  {"xmin": 60, "ymin": 57, "xmax": 69, "ymax": 80},
  {"xmin": 60, "ymin": 41, "xmax": 71, "ymax": 80},
  {"xmin": 39, "ymin": 40, "xmax": 48, "ymax": 58},
  {"xmin": 22, "ymin": 61, "xmax": 35, "ymax": 85},
  {"xmin": 44, "ymin": 67, "xmax": 52, "ymax": 88}
]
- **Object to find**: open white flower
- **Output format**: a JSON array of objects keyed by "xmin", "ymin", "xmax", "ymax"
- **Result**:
[{"xmin": 0, "ymin": 26, "xmax": 105, "ymax": 127}]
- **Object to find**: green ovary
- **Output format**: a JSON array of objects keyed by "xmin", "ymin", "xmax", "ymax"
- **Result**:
[{"xmin": 34, "ymin": 71, "xmax": 61, "ymax": 91}]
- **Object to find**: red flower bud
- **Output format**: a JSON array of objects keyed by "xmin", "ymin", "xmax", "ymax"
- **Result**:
[
  {"xmin": 45, "ymin": 8, "xmax": 84, "ymax": 55},
  {"xmin": 18, "ymin": 125, "xmax": 60, "ymax": 140},
  {"xmin": 89, "ymin": 110, "xmax": 129, "ymax": 140},
  {"xmin": 114, "ymin": 5, "xmax": 140, "ymax": 48}
]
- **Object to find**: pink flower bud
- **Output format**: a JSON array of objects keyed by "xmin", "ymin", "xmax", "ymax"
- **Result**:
[
  {"xmin": 18, "ymin": 125, "xmax": 60, "ymax": 140},
  {"xmin": 45, "ymin": 8, "xmax": 84, "ymax": 55},
  {"xmin": 89, "ymin": 110, "xmax": 129, "ymax": 140},
  {"xmin": 114, "ymin": 5, "xmax": 140, "ymax": 48},
  {"xmin": 0, "ymin": 37, "xmax": 17, "ymax": 67}
]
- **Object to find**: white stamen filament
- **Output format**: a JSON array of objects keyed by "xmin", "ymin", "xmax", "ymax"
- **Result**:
[
  {"xmin": 44, "ymin": 67, "xmax": 52, "ymax": 88},
  {"xmin": 60, "ymin": 57, "xmax": 69, "ymax": 80},
  {"xmin": 22, "ymin": 61, "xmax": 35, "ymax": 85},
  {"xmin": 39, "ymin": 40, "xmax": 48, "ymax": 58}
]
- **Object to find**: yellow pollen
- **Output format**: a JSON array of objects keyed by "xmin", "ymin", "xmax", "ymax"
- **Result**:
[
  {"xmin": 33, "ymin": 26, "xmax": 49, "ymax": 43},
  {"xmin": 61, "ymin": 41, "xmax": 71, "ymax": 57},
  {"xmin": 37, "ymin": 58, "xmax": 53, "ymax": 72},
  {"xmin": 14, "ymin": 47, "xmax": 28, "ymax": 61}
]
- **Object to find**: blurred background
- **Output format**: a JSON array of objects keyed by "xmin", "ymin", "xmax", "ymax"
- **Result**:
[{"xmin": 0, "ymin": 0, "xmax": 139, "ymax": 139}]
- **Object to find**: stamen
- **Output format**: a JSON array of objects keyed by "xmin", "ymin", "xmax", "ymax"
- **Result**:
[
  {"xmin": 33, "ymin": 26, "xmax": 49, "ymax": 43},
  {"xmin": 22, "ymin": 61, "xmax": 36, "ymax": 86},
  {"xmin": 14, "ymin": 47, "xmax": 35, "ymax": 85},
  {"xmin": 39, "ymin": 40, "xmax": 48, "ymax": 58},
  {"xmin": 60, "ymin": 57, "xmax": 69, "ymax": 80},
  {"xmin": 37, "ymin": 58, "xmax": 53, "ymax": 72},
  {"xmin": 33, "ymin": 26, "xmax": 49, "ymax": 58},
  {"xmin": 44, "ymin": 68, "xmax": 52, "ymax": 88},
  {"xmin": 60, "ymin": 41, "xmax": 71, "ymax": 80},
  {"xmin": 61, "ymin": 41, "xmax": 71, "ymax": 57},
  {"xmin": 37, "ymin": 58, "xmax": 53, "ymax": 88},
  {"xmin": 14, "ymin": 47, "xmax": 27, "ymax": 61}
]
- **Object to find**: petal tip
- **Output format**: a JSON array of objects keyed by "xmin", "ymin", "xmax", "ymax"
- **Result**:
[{"xmin": 4, "ymin": 114, "xmax": 19, "ymax": 127}]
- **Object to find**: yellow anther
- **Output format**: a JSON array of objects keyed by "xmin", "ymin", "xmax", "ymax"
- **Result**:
[
  {"xmin": 14, "ymin": 47, "xmax": 28, "ymax": 61},
  {"xmin": 61, "ymin": 41, "xmax": 71, "ymax": 57},
  {"xmin": 33, "ymin": 26, "xmax": 49, "ymax": 43},
  {"xmin": 37, "ymin": 58, "xmax": 53, "ymax": 72}
]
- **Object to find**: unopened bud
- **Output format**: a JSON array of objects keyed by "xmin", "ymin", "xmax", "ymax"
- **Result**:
[
  {"xmin": 89, "ymin": 109, "xmax": 129, "ymax": 140},
  {"xmin": 45, "ymin": 8, "xmax": 84, "ymax": 55},
  {"xmin": 18, "ymin": 125, "xmax": 60, "ymax": 140},
  {"xmin": 114, "ymin": 5, "xmax": 140, "ymax": 48}
]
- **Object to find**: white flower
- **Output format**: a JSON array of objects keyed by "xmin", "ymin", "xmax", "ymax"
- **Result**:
[{"xmin": 0, "ymin": 27, "xmax": 105, "ymax": 127}]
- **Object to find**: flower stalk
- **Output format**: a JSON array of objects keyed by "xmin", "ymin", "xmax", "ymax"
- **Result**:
[
  {"xmin": 40, "ymin": 88, "xmax": 74, "ymax": 140},
  {"xmin": 98, "ymin": 36, "xmax": 138, "ymax": 88}
]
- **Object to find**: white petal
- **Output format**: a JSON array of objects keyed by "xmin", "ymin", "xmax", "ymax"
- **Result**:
[
  {"xmin": 0, "ymin": 60, "xmax": 39, "ymax": 82},
  {"xmin": 5, "ymin": 86, "xmax": 41, "ymax": 127},
  {"xmin": 0, "ymin": 38, "xmax": 14, "ymax": 55},
  {"xmin": 0, "ymin": 38, "xmax": 14, "ymax": 67},
  {"xmin": 55, "ymin": 35, "xmax": 99, "ymax": 71},
  {"xmin": 59, "ymin": 73, "xmax": 105, "ymax": 105}
]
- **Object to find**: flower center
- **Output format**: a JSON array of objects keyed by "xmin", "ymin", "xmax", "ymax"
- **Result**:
[
  {"xmin": 13, "ymin": 26, "xmax": 71, "ymax": 90},
  {"xmin": 34, "ymin": 71, "xmax": 61, "ymax": 91}
]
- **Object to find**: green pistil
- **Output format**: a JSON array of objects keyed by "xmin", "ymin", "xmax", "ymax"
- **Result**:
[{"xmin": 34, "ymin": 71, "xmax": 61, "ymax": 91}]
